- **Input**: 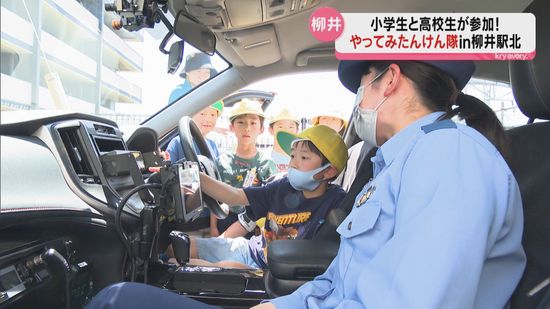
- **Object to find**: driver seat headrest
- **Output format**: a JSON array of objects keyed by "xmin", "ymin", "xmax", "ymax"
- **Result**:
[{"xmin": 509, "ymin": 0, "xmax": 550, "ymax": 120}]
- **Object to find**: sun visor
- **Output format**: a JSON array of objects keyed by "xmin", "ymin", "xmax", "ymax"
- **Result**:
[{"xmin": 223, "ymin": 25, "xmax": 281, "ymax": 67}]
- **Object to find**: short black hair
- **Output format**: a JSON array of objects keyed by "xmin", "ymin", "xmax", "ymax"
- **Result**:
[{"xmin": 291, "ymin": 140, "xmax": 329, "ymax": 165}]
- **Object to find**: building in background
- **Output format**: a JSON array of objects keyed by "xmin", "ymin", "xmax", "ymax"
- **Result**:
[{"xmin": 1, "ymin": 0, "xmax": 142, "ymax": 113}]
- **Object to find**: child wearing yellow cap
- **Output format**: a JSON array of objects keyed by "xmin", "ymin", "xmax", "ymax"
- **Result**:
[
  {"xmin": 267, "ymin": 107, "xmax": 300, "ymax": 172},
  {"xmin": 186, "ymin": 125, "xmax": 348, "ymax": 269},
  {"xmin": 210, "ymin": 99, "xmax": 277, "ymax": 237}
]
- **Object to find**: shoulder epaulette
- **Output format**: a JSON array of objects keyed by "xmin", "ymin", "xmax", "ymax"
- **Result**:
[{"xmin": 421, "ymin": 119, "xmax": 457, "ymax": 133}]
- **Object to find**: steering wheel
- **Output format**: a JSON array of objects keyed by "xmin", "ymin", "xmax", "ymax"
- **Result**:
[{"xmin": 178, "ymin": 116, "xmax": 228, "ymax": 220}]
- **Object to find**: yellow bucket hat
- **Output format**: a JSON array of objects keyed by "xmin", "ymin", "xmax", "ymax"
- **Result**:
[
  {"xmin": 230, "ymin": 99, "xmax": 265, "ymax": 122},
  {"xmin": 277, "ymin": 125, "xmax": 348, "ymax": 174},
  {"xmin": 268, "ymin": 108, "xmax": 300, "ymax": 125},
  {"xmin": 311, "ymin": 109, "xmax": 348, "ymax": 129}
]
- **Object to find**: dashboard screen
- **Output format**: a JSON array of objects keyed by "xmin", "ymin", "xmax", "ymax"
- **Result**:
[{"xmin": 177, "ymin": 162, "xmax": 203, "ymax": 221}]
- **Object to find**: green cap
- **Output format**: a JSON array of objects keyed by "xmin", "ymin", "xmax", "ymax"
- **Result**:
[{"xmin": 211, "ymin": 100, "xmax": 224, "ymax": 115}]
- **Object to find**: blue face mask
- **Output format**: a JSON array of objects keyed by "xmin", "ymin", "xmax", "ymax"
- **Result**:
[{"xmin": 287, "ymin": 163, "xmax": 331, "ymax": 191}]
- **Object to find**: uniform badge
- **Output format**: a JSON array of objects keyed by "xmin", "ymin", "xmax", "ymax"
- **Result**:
[{"xmin": 356, "ymin": 186, "xmax": 375, "ymax": 207}]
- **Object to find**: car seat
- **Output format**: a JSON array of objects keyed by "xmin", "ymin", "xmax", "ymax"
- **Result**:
[
  {"xmin": 508, "ymin": 0, "xmax": 550, "ymax": 307},
  {"xmin": 263, "ymin": 145, "xmax": 377, "ymax": 297}
]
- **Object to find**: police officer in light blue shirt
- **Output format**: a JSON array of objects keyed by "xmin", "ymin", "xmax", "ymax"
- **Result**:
[
  {"xmin": 262, "ymin": 61, "xmax": 527, "ymax": 309},
  {"xmin": 85, "ymin": 60, "xmax": 526, "ymax": 309}
]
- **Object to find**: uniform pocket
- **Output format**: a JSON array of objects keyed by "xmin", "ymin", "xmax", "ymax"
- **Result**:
[{"xmin": 337, "ymin": 201, "xmax": 381, "ymax": 238}]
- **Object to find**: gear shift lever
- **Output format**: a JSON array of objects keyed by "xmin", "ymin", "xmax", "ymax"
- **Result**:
[{"xmin": 169, "ymin": 231, "xmax": 190, "ymax": 265}]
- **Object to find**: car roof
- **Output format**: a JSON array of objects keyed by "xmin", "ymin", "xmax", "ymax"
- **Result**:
[{"xmin": 169, "ymin": 0, "xmax": 532, "ymax": 84}]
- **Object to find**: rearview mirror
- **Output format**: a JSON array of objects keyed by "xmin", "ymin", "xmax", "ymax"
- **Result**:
[
  {"xmin": 173, "ymin": 11, "xmax": 216, "ymax": 56},
  {"xmin": 167, "ymin": 41, "xmax": 184, "ymax": 74}
]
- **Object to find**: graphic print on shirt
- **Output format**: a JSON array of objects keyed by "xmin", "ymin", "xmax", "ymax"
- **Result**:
[
  {"xmin": 217, "ymin": 152, "xmax": 276, "ymax": 188},
  {"xmin": 263, "ymin": 211, "xmax": 312, "ymax": 243}
]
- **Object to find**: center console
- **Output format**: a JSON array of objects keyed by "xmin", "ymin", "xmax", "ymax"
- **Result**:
[
  {"xmin": 145, "ymin": 262, "xmax": 266, "ymax": 308},
  {"xmin": 143, "ymin": 231, "xmax": 266, "ymax": 307}
]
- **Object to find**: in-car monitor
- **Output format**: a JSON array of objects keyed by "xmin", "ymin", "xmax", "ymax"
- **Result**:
[{"xmin": 173, "ymin": 162, "xmax": 203, "ymax": 222}]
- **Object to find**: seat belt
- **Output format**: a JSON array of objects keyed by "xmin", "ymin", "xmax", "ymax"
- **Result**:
[{"xmin": 338, "ymin": 146, "xmax": 377, "ymax": 217}]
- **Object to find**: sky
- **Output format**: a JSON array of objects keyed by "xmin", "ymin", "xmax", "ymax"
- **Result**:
[{"xmin": 247, "ymin": 72, "xmax": 356, "ymax": 120}]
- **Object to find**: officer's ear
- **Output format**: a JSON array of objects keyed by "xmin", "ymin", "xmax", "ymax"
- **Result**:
[{"xmin": 384, "ymin": 63, "xmax": 403, "ymax": 97}]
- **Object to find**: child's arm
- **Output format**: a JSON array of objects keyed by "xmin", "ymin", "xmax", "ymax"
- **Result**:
[
  {"xmin": 200, "ymin": 172, "xmax": 249, "ymax": 206},
  {"xmin": 210, "ymin": 213, "xmax": 220, "ymax": 237}
]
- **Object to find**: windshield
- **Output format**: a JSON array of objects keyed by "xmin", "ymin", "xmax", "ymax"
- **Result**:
[
  {"xmin": 0, "ymin": 0, "xmax": 229, "ymax": 133},
  {"xmin": 1, "ymin": 0, "xmax": 529, "ymax": 136}
]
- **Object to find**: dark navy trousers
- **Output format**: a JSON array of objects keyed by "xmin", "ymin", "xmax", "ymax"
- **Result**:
[{"xmin": 85, "ymin": 282, "xmax": 221, "ymax": 309}]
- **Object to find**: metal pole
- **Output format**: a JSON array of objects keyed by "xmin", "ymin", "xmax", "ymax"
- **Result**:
[
  {"xmin": 29, "ymin": 0, "xmax": 42, "ymax": 108},
  {"xmin": 95, "ymin": 0, "xmax": 105, "ymax": 114}
]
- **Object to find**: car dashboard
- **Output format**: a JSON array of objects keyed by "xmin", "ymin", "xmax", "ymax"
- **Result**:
[
  {"xmin": 0, "ymin": 113, "xmax": 266, "ymax": 308},
  {"xmin": 0, "ymin": 113, "xmax": 142, "ymax": 308},
  {"xmin": 1, "ymin": 113, "xmax": 146, "ymax": 214}
]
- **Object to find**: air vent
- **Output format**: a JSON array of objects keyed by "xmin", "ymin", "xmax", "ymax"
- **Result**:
[
  {"xmin": 269, "ymin": 0, "xmax": 284, "ymax": 7},
  {"xmin": 93, "ymin": 124, "xmax": 116, "ymax": 136},
  {"xmin": 58, "ymin": 127, "xmax": 97, "ymax": 182},
  {"xmin": 93, "ymin": 137, "xmax": 125, "ymax": 154}
]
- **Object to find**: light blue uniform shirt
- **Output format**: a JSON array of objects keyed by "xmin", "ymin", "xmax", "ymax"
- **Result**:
[{"xmin": 271, "ymin": 112, "xmax": 526, "ymax": 309}]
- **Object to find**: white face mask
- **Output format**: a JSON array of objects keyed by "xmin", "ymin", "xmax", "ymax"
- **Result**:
[{"xmin": 352, "ymin": 67, "xmax": 389, "ymax": 147}]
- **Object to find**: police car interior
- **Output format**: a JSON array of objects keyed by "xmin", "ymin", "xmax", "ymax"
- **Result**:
[{"xmin": 0, "ymin": 0, "xmax": 548, "ymax": 308}]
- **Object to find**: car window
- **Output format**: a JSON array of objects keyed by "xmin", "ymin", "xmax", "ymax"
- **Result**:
[
  {"xmin": 463, "ymin": 79, "xmax": 529, "ymax": 128},
  {"xmin": 1, "ymin": 1, "xmax": 527, "ymax": 139},
  {"xmin": 208, "ymin": 74, "xmax": 528, "ymax": 155},
  {"xmin": 207, "ymin": 72, "xmax": 356, "ymax": 154},
  {"xmin": 0, "ymin": 0, "xmax": 229, "ymax": 134}
]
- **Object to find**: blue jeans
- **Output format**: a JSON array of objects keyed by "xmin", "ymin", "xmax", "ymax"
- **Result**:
[{"xmin": 195, "ymin": 236, "xmax": 260, "ymax": 268}]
